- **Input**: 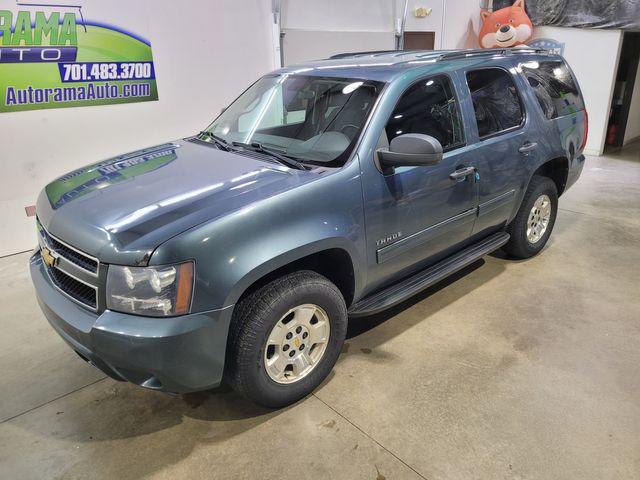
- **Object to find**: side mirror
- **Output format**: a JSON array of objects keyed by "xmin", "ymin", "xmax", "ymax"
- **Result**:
[{"xmin": 376, "ymin": 133, "xmax": 443, "ymax": 174}]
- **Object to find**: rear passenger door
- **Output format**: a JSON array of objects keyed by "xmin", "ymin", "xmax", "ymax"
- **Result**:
[{"xmin": 462, "ymin": 66, "xmax": 537, "ymax": 237}]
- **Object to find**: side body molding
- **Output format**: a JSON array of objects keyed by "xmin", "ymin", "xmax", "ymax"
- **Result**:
[{"xmin": 376, "ymin": 208, "xmax": 477, "ymax": 264}]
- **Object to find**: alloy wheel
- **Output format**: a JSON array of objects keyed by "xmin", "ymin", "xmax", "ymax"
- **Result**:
[
  {"xmin": 526, "ymin": 194, "xmax": 552, "ymax": 244},
  {"xmin": 263, "ymin": 304, "xmax": 331, "ymax": 384}
]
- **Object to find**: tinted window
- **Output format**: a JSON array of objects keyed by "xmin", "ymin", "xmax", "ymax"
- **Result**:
[
  {"xmin": 385, "ymin": 75, "xmax": 464, "ymax": 150},
  {"xmin": 466, "ymin": 68, "xmax": 523, "ymax": 138},
  {"xmin": 520, "ymin": 61, "xmax": 584, "ymax": 119}
]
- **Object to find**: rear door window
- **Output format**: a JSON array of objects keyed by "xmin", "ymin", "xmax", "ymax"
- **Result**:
[
  {"xmin": 520, "ymin": 60, "xmax": 584, "ymax": 119},
  {"xmin": 466, "ymin": 68, "xmax": 524, "ymax": 138}
]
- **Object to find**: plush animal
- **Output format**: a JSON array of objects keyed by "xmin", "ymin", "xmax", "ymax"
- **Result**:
[{"xmin": 479, "ymin": 0, "xmax": 533, "ymax": 49}]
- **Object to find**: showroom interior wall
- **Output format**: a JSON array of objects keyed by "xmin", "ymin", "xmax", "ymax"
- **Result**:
[
  {"xmin": 0, "ymin": 0, "xmax": 277, "ymax": 257},
  {"xmin": 282, "ymin": 0, "xmax": 455, "ymax": 64},
  {"xmin": 439, "ymin": 0, "xmax": 483, "ymax": 49},
  {"xmin": 281, "ymin": 0, "xmax": 396, "ymax": 64}
]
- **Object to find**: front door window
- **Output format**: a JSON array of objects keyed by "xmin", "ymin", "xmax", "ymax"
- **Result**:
[{"xmin": 385, "ymin": 75, "xmax": 465, "ymax": 151}]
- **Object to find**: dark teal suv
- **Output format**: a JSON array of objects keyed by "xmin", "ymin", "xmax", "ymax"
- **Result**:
[{"xmin": 31, "ymin": 48, "xmax": 586, "ymax": 407}]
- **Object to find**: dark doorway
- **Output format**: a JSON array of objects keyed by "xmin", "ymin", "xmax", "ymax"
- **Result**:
[
  {"xmin": 606, "ymin": 32, "xmax": 640, "ymax": 148},
  {"xmin": 403, "ymin": 31, "xmax": 435, "ymax": 51}
]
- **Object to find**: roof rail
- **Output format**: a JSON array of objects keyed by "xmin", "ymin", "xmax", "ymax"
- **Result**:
[
  {"xmin": 329, "ymin": 50, "xmax": 404, "ymax": 59},
  {"xmin": 327, "ymin": 47, "xmax": 549, "ymax": 62},
  {"xmin": 436, "ymin": 47, "xmax": 548, "ymax": 61}
]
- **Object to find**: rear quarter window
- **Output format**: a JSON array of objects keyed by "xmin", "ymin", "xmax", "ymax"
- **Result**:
[{"xmin": 520, "ymin": 60, "xmax": 584, "ymax": 119}]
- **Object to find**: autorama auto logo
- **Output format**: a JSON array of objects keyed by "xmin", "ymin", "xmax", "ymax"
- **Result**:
[
  {"xmin": 0, "ymin": 8, "xmax": 79, "ymax": 62},
  {"xmin": 0, "ymin": 4, "xmax": 159, "ymax": 112}
]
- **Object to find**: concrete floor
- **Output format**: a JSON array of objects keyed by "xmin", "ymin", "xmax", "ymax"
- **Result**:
[{"xmin": 1, "ymin": 145, "xmax": 639, "ymax": 480}]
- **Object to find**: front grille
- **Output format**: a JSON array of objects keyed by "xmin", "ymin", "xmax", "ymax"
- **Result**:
[
  {"xmin": 40, "ymin": 228, "xmax": 98, "ymax": 273},
  {"xmin": 37, "ymin": 219, "xmax": 100, "ymax": 311},
  {"xmin": 47, "ymin": 265, "xmax": 97, "ymax": 309}
]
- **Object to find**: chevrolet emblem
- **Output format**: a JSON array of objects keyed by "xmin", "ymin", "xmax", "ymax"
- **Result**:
[
  {"xmin": 294, "ymin": 337, "xmax": 301, "ymax": 348},
  {"xmin": 41, "ymin": 246, "xmax": 58, "ymax": 268}
]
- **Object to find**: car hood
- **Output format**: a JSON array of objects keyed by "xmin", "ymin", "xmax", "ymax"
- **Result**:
[{"xmin": 36, "ymin": 139, "xmax": 323, "ymax": 265}]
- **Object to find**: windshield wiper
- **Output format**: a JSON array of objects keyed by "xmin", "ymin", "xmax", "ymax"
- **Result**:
[
  {"xmin": 198, "ymin": 131, "xmax": 232, "ymax": 151},
  {"xmin": 231, "ymin": 141, "xmax": 308, "ymax": 170}
]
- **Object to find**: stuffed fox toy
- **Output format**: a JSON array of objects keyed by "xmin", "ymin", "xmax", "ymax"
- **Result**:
[{"xmin": 479, "ymin": 0, "xmax": 533, "ymax": 49}]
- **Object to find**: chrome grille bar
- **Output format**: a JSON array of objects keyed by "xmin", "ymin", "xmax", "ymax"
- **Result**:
[{"xmin": 37, "ymin": 220, "xmax": 100, "ymax": 311}]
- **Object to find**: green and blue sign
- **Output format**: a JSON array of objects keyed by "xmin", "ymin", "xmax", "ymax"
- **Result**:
[{"xmin": 0, "ymin": 5, "xmax": 158, "ymax": 112}]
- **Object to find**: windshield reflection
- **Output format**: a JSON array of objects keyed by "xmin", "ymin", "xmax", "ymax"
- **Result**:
[{"xmin": 204, "ymin": 75, "xmax": 383, "ymax": 167}]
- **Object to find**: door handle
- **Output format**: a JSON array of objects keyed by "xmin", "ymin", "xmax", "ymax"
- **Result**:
[
  {"xmin": 450, "ymin": 166, "xmax": 476, "ymax": 181},
  {"xmin": 518, "ymin": 142, "xmax": 538, "ymax": 154}
]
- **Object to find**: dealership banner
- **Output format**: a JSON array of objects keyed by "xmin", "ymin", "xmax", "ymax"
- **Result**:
[{"xmin": 0, "ymin": 2, "xmax": 158, "ymax": 113}]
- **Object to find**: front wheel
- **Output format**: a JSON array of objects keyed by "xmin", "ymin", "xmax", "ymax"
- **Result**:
[
  {"xmin": 226, "ymin": 271, "xmax": 347, "ymax": 408},
  {"xmin": 503, "ymin": 175, "xmax": 558, "ymax": 259}
]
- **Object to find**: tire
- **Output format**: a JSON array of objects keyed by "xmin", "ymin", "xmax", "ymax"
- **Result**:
[
  {"xmin": 226, "ymin": 270, "xmax": 347, "ymax": 408},
  {"xmin": 504, "ymin": 175, "xmax": 558, "ymax": 259}
]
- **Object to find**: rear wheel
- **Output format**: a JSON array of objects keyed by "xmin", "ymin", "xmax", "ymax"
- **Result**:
[
  {"xmin": 504, "ymin": 175, "xmax": 558, "ymax": 259},
  {"xmin": 226, "ymin": 271, "xmax": 347, "ymax": 408}
]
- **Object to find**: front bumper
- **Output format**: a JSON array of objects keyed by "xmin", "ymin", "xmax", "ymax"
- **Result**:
[{"xmin": 30, "ymin": 251, "xmax": 233, "ymax": 393}]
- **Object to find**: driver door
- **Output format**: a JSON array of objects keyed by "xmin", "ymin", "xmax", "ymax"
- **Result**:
[{"xmin": 361, "ymin": 74, "xmax": 478, "ymax": 292}]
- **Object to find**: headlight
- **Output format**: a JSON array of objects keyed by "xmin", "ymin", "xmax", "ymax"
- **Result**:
[{"xmin": 106, "ymin": 262, "xmax": 194, "ymax": 317}]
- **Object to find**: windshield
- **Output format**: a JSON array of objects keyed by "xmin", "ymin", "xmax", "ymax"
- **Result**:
[{"xmin": 204, "ymin": 75, "xmax": 384, "ymax": 167}]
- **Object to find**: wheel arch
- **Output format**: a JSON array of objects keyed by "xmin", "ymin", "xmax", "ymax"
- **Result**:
[
  {"xmin": 225, "ymin": 241, "xmax": 359, "ymax": 311},
  {"xmin": 531, "ymin": 156, "xmax": 570, "ymax": 197}
]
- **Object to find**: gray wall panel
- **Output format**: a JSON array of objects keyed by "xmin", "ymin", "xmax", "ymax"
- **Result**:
[{"xmin": 283, "ymin": 30, "xmax": 396, "ymax": 66}]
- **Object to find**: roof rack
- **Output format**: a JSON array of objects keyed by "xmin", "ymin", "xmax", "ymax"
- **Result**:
[
  {"xmin": 329, "ymin": 50, "xmax": 399, "ymax": 59},
  {"xmin": 327, "ymin": 47, "xmax": 549, "ymax": 62},
  {"xmin": 436, "ymin": 47, "xmax": 548, "ymax": 61}
]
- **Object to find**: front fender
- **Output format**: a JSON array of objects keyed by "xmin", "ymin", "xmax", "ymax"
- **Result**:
[{"xmin": 150, "ymin": 163, "xmax": 366, "ymax": 312}]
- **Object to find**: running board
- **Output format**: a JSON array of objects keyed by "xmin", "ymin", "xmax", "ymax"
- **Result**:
[{"xmin": 348, "ymin": 232, "xmax": 510, "ymax": 317}]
